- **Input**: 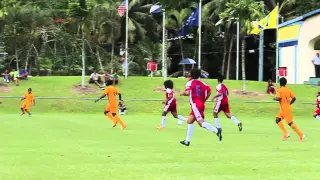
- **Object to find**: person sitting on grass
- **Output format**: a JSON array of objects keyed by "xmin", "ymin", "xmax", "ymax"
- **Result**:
[
  {"xmin": 111, "ymin": 72, "xmax": 120, "ymax": 85},
  {"xmin": 19, "ymin": 69, "xmax": 29, "ymax": 79},
  {"xmin": 266, "ymin": 79, "xmax": 276, "ymax": 96},
  {"xmin": 119, "ymin": 100, "xmax": 127, "ymax": 115},
  {"xmin": 2, "ymin": 70, "xmax": 10, "ymax": 83},
  {"xmin": 10, "ymin": 69, "xmax": 20, "ymax": 86},
  {"xmin": 89, "ymin": 71, "xmax": 103, "ymax": 88},
  {"xmin": 103, "ymin": 72, "xmax": 111, "ymax": 86}
]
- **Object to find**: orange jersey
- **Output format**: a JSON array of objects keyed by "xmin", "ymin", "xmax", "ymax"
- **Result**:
[
  {"xmin": 104, "ymin": 86, "xmax": 119, "ymax": 106},
  {"xmin": 275, "ymin": 87, "xmax": 295, "ymax": 113},
  {"xmin": 24, "ymin": 92, "xmax": 34, "ymax": 104}
]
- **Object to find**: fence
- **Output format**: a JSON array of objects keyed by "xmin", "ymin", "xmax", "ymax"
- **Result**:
[{"xmin": 0, "ymin": 96, "xmax": 315, "ymax": 117}]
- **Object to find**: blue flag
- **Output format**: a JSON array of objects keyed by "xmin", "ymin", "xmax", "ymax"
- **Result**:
[{"xmin": 178, "ymin": 6, "xmax": 199, "ymax": 36}]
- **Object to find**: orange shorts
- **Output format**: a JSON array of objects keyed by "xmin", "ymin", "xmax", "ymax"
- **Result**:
[
  {"xmin": 21, "ymin": 103, "xmax": 32, "ymax": 110},
  {"xmin": 106, "ymin": 105, "xmax": 117, "ymax": 114},
  {"xmin": 277, "ymin": 111, "xmax": 293, "ymax": 123}
]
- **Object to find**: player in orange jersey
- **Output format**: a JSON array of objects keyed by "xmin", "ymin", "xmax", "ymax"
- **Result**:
[
  {"xmin": 20, "ymin": 88, "xmax": 35, "ymax": 117},
  {"xmin": 95, "ymin": 79, "xmax": 127, "ymax": 130},
  {"xmin": 274, "ymin": 77, "xmax": 305, "ymax": 141}
]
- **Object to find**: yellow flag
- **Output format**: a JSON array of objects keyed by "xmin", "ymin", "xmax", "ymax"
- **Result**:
[{"xmin": 250, "ymin": 6, "xmax": 278, "ymax": 35}]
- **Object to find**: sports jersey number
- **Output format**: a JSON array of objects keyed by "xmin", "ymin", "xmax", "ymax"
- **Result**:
[{"xmin": 196, "ymin": 85, "xmax": 201, "ymax": 96}]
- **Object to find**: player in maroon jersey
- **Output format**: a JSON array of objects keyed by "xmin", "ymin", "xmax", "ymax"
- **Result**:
[
  {"xmin": 313, "ymin": 92, "xmax": 320, "ymax": 121},
  {"xmin": 157, "ymin": 80, "xmax": 187, "ymax": 129},
  {"xmin": 180, "ymin": 68, "xmax": 222, "ymax": 146},
  {"xmin": 212, "ymin": 76, "xmax": 242, "ymax": 132}
]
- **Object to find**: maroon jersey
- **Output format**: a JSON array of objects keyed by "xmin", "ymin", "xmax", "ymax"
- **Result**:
[
  {"xmin": 165, "ymin": 88, "xmax": 176, "ymax": 104},
  {"xmin": 216, "ymin": 83, "xmax": 229, "ymax": 105},
  {"xmin": 185, "ymin": 79, "xmax": 211, "ymax": 104}
]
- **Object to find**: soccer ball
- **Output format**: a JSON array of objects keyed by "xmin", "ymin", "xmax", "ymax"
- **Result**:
[{"xmin": 177, "ymin": 120, "xmax": 183, "ymax": 125}]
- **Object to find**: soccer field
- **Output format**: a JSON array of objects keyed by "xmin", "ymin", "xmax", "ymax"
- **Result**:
[{"xmin": 1, "ymin": 113, "xmax": 319, "ymax": 180}]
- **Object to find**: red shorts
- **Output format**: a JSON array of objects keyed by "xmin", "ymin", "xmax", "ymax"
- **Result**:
[
  {"xmin": 315, "ymin": 108, "xmax": 320, "ymax": 115},
  {"xmin": 214, "ymin": 102, "xmax": 230, "ymax": 113},
  {"xmin": 267, "ymin": 88, "xmax": 275, "ymax": 94},
  {"xmin": 164, "ymin": 101, "xmax": 177, "ymax": 113},
  {"xmin": 190, "ymin": 102, "xmax": 205, "ymax": 121}
]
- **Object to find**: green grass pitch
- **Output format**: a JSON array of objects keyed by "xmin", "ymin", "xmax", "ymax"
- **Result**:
[{"xmin": 1, "ymin": 76, "xmax": 320, "ymax": 179}]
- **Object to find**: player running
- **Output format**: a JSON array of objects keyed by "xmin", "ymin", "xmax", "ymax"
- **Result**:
[
  {"xmin": 95, "ymin": 79, "xmax": 127, "ymax": 130},
  {"xmin": 274, "ymin": 77, "xmax": 305, "ymax": 141},
  {"xmin": 157, "ymin": 80, "xmax": 187, "ymax": 130},
  {"xmin": 212, "ymin": 76, "xmax": 242, "ymax": 132},
  {"xmin": 180, "ymin": 68, "xmax": 222, "ymax": 146},
  {"xmin": 313, "ymin": 92, "xmax": 320, "ymax": 120},
  {"xmin": 20, "ymin": 88, "xmax": 35, "ymax": 117}
]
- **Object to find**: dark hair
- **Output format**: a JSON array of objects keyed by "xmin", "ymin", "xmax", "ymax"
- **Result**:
[
  {"xmin": 190, "ymin": 68, "xmax": 201, "ymax": 79},
  {"xmin": 279, "ymin": 77, "xmax": 287, "ymax": 86},
  {"xmin": 164, "ymin": 80, "xmax": 174, "ymax": 89},
  {"xmin": 106, "ymin": 79, "xmax": 114, "ymax": 86},
  {"xmin": 217, "ymin": 76, "xmax": 224, "ymax": 83},
  {"xmin": 28, "ymin": 88, "xmax": 32, "ymax": 91},
  {"xmin": 318, "ymin": 92, "xmax": 320, "ymax": 94}
]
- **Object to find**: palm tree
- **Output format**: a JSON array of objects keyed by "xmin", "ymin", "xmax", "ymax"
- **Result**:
[{"xmin": 220, "ymin": 0, "xmax": 264, "ymax": 91}]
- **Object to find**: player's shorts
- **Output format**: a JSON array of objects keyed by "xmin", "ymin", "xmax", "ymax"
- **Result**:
[
  {"xmin": 163, "ymin": 101, "xmax": 177, "ymax": 113},
  {"xmin": 106, "ymin": 105, "xmax": 117, "ymax": 114},
  {"xmin": 21, "ymin": 103, "xmax": 31, "ymax": 110},
  {"xmin": 277, "ymin": 111, "xmax": 293, "ymax": 123},
  {"xmin": 315, "ymin": 108, "xmax": 320, "ymax": 115},
  {"xmin": 214, "ymin": 102, "xmax": 230, "ymax": 113},
  {"xmin": 190, "ymin": 102, "xmax": 205, "ymax": 121}
]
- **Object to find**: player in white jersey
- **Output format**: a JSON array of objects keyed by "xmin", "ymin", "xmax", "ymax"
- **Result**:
[
  {"xmin": 157, "ymin": 80, "xmax": 187, "ymax": 129},
  {"xmin": 212, "ymin": 76, "xmax": 242, "ymax": 132}
]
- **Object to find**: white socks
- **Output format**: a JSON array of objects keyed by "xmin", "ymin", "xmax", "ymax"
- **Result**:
[
  {"xmin": 161, "ymin": 116, "xmax": 166, "ymax": 127},
  {"xmin": 186, "ymin": 124, "xmax": 194, "ymax": 142},
  {"xmin": 231, "ymin": 116, "xmax": 240, "ymax": 125},
  {"xmin": 215, "ymin": 118, "xmax": 221, "ymax": 129},
  {"xmin": 178, "ymin": 115, "xmax": 187, "ymax": 121},
  {"xmin": 201, "ymin": 122, "xmax": 218, "ymax": 133},
  {"xmin": 316, "ymin": 116, "xmax": 320, "ymax": 121}
]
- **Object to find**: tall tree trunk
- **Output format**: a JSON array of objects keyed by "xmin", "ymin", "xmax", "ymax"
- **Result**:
[
  {"xmin": 241, "ymin": 38, "xmax": 246, "ymax": 91},
  {"xmin": 81, "ymin": 33, "xmax": 86, "ymax": 87},
  {"xmin": 226, "ymin": 36, "xmax": 234, "ymax": 80},
  {"xmin": 25, "ymin": 43, "xmax": 33, "ymax": 70},
  {"xmin": 15, "ymin": 46, "xmax": 19, "ymax": 71},
  {"xmin": 193, "ymin": 34, "xmax": 198, "ymax": 60},
  {"xmin": 96, "ymin": 47, "xmax": 104, "ymax": 73},
  {"xmin": 221, "ymin": 29, "xmax": 229, "ymax": 76},
  {"xmin": 32, "ymin": 44, "xmax": 40, "ymax": 76},
  {"xmin": 111, "ymin": 40, "xmax": 115, "ymax": 73},
  {"xmin": 179, "ymin": 38, "xmax": 185, "ymax": 74}
]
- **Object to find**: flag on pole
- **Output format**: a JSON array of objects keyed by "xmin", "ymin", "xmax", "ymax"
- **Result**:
[
  {"xmin": 117, "ymin": 0, "xmax": 128, "ymax": 17},
  {"xmin": 250, "ymin": 6, "xmax": 278, "ymax": 35},
  {"xmin": 178, "ymin": 6, "xmax": 199, "ymax": 36},
  {"xmin": 150, "ymin": 2, "xmax": 162, "ymax": 14}
]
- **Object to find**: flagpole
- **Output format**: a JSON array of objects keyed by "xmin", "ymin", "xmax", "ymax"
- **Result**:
[
  {"xmin": 198, "ymin": 0, "xmax": 202, "ymax": 69},
  {"xmin": 162, "ymin": 9, "xmax": 167, "ymax": 81},
  {"xmin": 125, "ymin": 0, "xmax": 129, "ymax": 79},
  {"xmin": 236, "ymin": 21, "xmax": 240, "ymax": 80},
  {"xmin": 275, "ymin": 4, "xmax": 279, "ymax": 83}
]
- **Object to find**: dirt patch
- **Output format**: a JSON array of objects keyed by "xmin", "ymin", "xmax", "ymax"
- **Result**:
[
  {"xmin": 0, "ymin": 83, "xmax": 12, "ymax": 93},
  {"xmin": 71, "ymin": 84, "xmax": 101, "ymax": 95},
  {"xmin": 153, "ymin": 86, "xmax": 165, "ymax": 92},
  {"xmin": 232, "ymin": 90, "xmax": 267, "ymax": 99}
]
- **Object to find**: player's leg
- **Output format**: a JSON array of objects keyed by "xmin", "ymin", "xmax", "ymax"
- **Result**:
[
  {"xmin": 171, "ymin": 112, "xmax": 186, "ymax": 124},
  {"xmin": 180, "ymin": 115, "xmax": 195, "ymax": 146},
  {"xmin": 112, "ymin": 113, "xmax": 127, "ymax": 130},
  {"xmin": 158, "ymin": 111, "xmax": 169, "ymax": 129},
  {"xmin": 104, "ymin": 107, "xmax": 117, "ymax": 127},
  {"xmin": 20, "ymin": 104, "xmax": 26, "ymax": 116},
  {"xmin": 213, "ymin": 103, "xmax": 222, "ymax": 129},
  {"xmin": 314, "ymin": 109, "xmax": 320, "ymax": 120},
  {"xmin": 276, "ymin": 115, "xmax": 290, "ymax": 141},
  {"xmin": 286, "ymin": 115, "xmax": 305, "ymax": 141},
  {"xmin": 224, "ymin": 109, "xmax": 243, "ymax": 132}
]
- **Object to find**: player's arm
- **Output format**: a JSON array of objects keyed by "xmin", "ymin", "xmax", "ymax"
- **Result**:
[
  {"xmin": 273, "ymin": 89, "xmax": 281, "ymax": 101},
  {"xmin": 205, "ymin": 91, "xmax": 212, "ymax": 102},
  {"xmin": 290, "ymin": 97, "xmax": 296, "ymax": 105},
  {"xmin": 180, "ymin": 89, "xmax": 190, "ymax": 96},
  {"xmin": 95, "ymin": 94, "xmax": 106, "ymax": 103},
  {"xmin": 33, "ymin": 98, "xmax": 36, "ymax": 106}
]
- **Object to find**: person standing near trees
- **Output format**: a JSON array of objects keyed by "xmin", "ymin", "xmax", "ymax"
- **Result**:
[{"xmin": 312, "ymin": 53, "xmax": 320, "ymax": 78}]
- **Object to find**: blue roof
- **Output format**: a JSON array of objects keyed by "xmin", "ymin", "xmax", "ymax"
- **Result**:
[{"xmin": 279, "ymin": 8, "xmax": 320, "ymax": 28}]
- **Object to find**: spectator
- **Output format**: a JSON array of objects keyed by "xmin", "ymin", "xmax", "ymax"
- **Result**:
[
  {"xmin": 312, "ymin": 53, "xmax": 320, "ymax": 78},
  {"xmin": 119, "ymin": 100, "xmax": 127, "ymax": 115},
  {"xmin": 111, "ymin": 72, "xmax": 120, "ymax": 85},
  {"xmin": 10, "ymin": 69, "xmax": 20, "ymax": 86},
  {"xmin": 266, "ymin": 79, "xmax": 276, "ymax": 96},
  {"xmin": 89, "ymin": 71, "xmax": 103, "ymax": 87},
  {"xmin": 19, "ymin": 69, "xmax": 29, "ymax": 79},
  {"xmin": 103, "ymin": 72, "xmax": 111, "ymax": 86},
  {"xmin": 1, "ymin": 70, "xmax": 10, "ymax": 83}
]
